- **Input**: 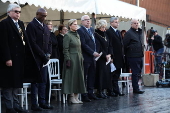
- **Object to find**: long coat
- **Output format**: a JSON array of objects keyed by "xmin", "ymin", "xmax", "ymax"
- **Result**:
[
  {"xmin": 0, "ymin": 16, "xmax": 32, "ymax": 88},
  {"xmin": 26, "ymin": 18, "xmax": 52, "ymax": 82},
  {"xmin": 106, "ymin": 26, "xmax": 124, "ymax": 69},
  {"xmin": 56, "ymin": 34, "xmax": 64, "ymax": 75},
  {"xmin": 62, "ymin": 31, "xmax": 86, "ymax": 94},
  {"xmin": 94, "ymin": 29, "xmax": 113, "ymax": 89},
  {"xmin": 50, "ymin": 32, "xmax": 60, "ymax": 59}
]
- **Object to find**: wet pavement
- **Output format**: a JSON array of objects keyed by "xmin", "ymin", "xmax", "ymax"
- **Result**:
[{"xmin": 2, "ymin": 80, "xmax": 170, "ymax": 113}]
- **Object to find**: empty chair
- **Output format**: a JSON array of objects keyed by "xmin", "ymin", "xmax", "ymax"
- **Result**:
[
  {"xmin": 47, "ymin": 59, "xmax": 65, "ymax": 104},
  {"xmin": 18, "ymin": 83, "xmax": 31, "ymax": 110},
  {"xmin": 118, "ymin": 68, "xmax": 132, "ymax": 93}
]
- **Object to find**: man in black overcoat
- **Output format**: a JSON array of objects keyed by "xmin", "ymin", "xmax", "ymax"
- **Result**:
[
  {"xmin": 26, "ymin": 8, "xmax": 53, "ymax": 111},
  {"xmin": 0, "ymin": 3, "xmax": 29, "ymax": 113},
  {"xmin": 123, "ymin": 19, "xmax": 145, "ymax": 94},
  {"xmin": 106, "ymin": 17, "xmax": 125, "ymax": 96},
  {"xmin": 77, "ymin": 15, "xmax": 101, "ymax": 102}
]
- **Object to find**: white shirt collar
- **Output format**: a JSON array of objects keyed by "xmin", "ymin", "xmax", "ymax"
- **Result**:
[
  {"xmin": 12, "ymin": 19, "xmax": 18, "ymax": 23},
  {"xmin": 60, "ymin": 33, "xmax": 64, "ymax": 36},
  {"xmin": 35, "ymin": 18, "xmax": 43, "ymax": 26},
  {"xmin": 111, "ymin": 26, "xmax": 117, "ymax": 32}
]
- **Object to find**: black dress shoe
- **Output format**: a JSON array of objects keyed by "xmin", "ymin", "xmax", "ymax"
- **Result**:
[
  {"xmin": 6, "ymin": 108, "xmax": 17, "ymax": 113},
  {"xmin": 107, "ymin": 92, "xmax": 117, "ymax": 97},
  {"xmin": 102, "ymin": 93, "xmax": 109, "ymax": 98},
  {"xmin": 97, "ymin": 92, "xmax": 106, "ymax": 99},
  {"xmin": 31, "ymin": 105, "xmax": 43, "ymax": 111},
  {"xmin": 82, "ymin": 96, "xmax": 91, "ymax": 102},
  {"xmin": 88, "ymin": 94, "xmax": 102, "ymax": 100},
  {"xmin": 133, "ymin": 90, "xmax": 145, "ymax": 94},
  {"xmin": 118, "ymin": 93, "xmax": 125, "ymax": 96},
  {"xmin": 39, "ymin": 104, "xmax": 54, "ymax": 109},
  {"xmin": 14, "ymin": 106, "xmax": 29, "ymax": 113}
]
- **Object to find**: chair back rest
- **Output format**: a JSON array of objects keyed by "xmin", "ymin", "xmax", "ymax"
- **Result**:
[
  {"xmin": 120, "ymin": 68, "xmax": 132, "ymax": 77},
  {"xmin": 47, "ymin": 59, "xmax": 60, "ymax": 79}
]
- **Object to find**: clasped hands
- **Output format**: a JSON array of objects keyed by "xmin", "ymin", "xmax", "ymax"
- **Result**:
[{"xmin": 43, "ymin": 53, "xmax": 51, "ymax": 65}]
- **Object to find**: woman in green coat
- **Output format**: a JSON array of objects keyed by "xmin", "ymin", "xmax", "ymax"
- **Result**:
[{"xmin": 62, "ymin": 19, "xmax": 86, "ymax": 103}]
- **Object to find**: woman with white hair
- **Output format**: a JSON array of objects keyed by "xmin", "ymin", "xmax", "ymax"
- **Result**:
[
  {"xmin": 62, "ymin": 19, "xmax": 86, "ymax": 103},
  {"xmin": 94, "ymin": 19, "xmax": 113, "ymax": 99}
]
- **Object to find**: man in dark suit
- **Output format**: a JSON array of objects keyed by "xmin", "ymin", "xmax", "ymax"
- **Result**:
[
  {"xmin": 26, "ymin": 8, "xmax": 53, "ymax": 111},
  {"xmin": 77, "ymin": 15, "xmax": 101, "ymax": 102},
  {"xmin": 123, "ymin": 19, "xmax": 145, "ymax": 94},
  {"xmin": 106, "ymin": 17, "xmax": 125, "ymax": 97},
  {"xmin": 0, "ymin": 4, "xmax": 29, "ymax": 113}
]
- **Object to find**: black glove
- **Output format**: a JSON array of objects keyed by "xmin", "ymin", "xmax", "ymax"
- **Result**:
[{"xmin": 66, "ymin": 60, "xmax": 71, "ymax": 68}]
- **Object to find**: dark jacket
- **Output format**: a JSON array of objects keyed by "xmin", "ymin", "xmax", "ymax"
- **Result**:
[
  {"xmin": 77, "ymin": 26, "xmax": 99, "ymax": 62},
  {"xmin": 152, "ymin": 35, "xmax": 164, "ymax": 51},
  {"xmin": 123, "ymin": 27, "xmax": 144, "ymax": 58},
  {"xmin": 106, "ymin": 26, "xmax": 124, "ymax": 68},
  {"xmin": 26, "ymin": 18, "xmax": 52, "ymax": 82},
  {"xmin": 50, "ymin": 32, "xmax": 60, "ymax": 59},
  {"xmin": 0, "ymin": 16, "xmax": 33, "ymax": 87}
]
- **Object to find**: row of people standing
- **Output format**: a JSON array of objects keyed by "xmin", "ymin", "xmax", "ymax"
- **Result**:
[{"xmin": 61, "ymin": 15, "xmax": 145, "ymax": 104}]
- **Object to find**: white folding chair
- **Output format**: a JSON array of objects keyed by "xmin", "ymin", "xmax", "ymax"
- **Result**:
[
  {"xmin": 47, "ymin": 59, "xmax": 65, "ymax": 104},
  {"xmin": 118, "ymin": 69, "xmax": 132, "ymax": 93},
  {"xmin": 18, "ymin": 83, "xmax": 31, "ymax": 110}
]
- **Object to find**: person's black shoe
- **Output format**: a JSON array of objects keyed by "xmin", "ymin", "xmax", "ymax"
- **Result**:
[
  {"xmin": 107, "ymin": 92, "xmax": 117, "ymax": 97},
  {"xmin": 102, "ymin": 92, "xmax": 109, "ymax": 98},
  {"xmin": 82, "ymin": 96, "xmax": 91, "ymax": 102},
  {"xmin": 88, "ymin": 94, "xmax": 102, "ymax": 100},
  {"xmin": 133, "ymin": 90, "xmax": 145, "ymax": 94},
  {"xmin": 31, "ymin": 105, "xmax": 43, "ymax": 111},
  {"xmin": 97, "ymin": 92, "xmax": 106, "ymax": 99},
  {"xmin": 14, "ymin": 106, "xmax": 29, "ymax": 113},
  {"xmin": 118, "ymin": 93, "xmax": 125, "ymax": 96},
  {"xmin": 6, "ymin": 108, "xmax": 17, "ymax": 113},
  {"xmin": 39, "ymin": 104, "xmax": 54, "ymax": 109}
]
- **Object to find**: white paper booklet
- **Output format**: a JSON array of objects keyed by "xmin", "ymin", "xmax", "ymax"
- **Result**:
[{"xmin": 95, "ymin": 52, "xmax": 103, "ymax": 61}]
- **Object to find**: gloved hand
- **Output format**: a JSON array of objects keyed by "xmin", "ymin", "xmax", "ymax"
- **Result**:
[{"xmin": 66, "ymin": 60, "xmax": 71, "ymax": 68}]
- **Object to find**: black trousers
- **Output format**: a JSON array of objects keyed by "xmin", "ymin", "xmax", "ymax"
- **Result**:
[
  {"xmin": 111, "ymin": 68, "xmax": 121, "ymax": 94},
  {"xmin": 127, "ymin": 57, "xmax": 143, "ymax": 91},
  {"xmin": 83, "ymin": 61, "xmax": 96, "ymax": 96},
  {"xmin": 31, "ymin": 66, "xmax": 47, "ymax": 105},
  {"xmin": 2, "ymin": 88, "xmax": 20, "ymax": 109}
]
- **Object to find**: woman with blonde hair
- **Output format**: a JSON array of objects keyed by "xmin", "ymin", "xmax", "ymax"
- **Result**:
[
  {"xmin": 95, "ymin": 19, "xmax": 113, "ymax": 99},
  {"xmin": 62, "ymin": 19, "xmax": 86, "ymax": 103}
]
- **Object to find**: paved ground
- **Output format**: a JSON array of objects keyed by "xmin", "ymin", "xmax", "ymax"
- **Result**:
[{"xmin": 2, "ymin": 80, "xmax": 170, "ymax": 113}]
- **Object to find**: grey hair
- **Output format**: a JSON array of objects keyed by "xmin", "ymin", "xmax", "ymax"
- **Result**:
[
  {"xmin": 81, "ymin": 15, "xmax": 90, "ymax": 21},
  {"xmin": 7, "ymin": 4, "xmax": 21, "ymax": 15},
  {"xmin": 68, "ymin": 19, "xmax": 77, "ymax": 29},
  {"xmin": 96, "ymin": 19, "xmax": 107, "ymax": 29},
  {"xmin": 131, "ymin": 19, "xmax": 138, "ymax": 24},
  {"xmin": 110, "ymin": 17, "xmax": 119, "ymax": 23}
]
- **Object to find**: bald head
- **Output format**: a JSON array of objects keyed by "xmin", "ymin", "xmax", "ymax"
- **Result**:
[
  {"xmin": 36, "ymin": 8, "xmax": 47, "ymax": 14},
  {"xmin": 36, "ymin": 8, "xmax": 47, "ymax": 23}
]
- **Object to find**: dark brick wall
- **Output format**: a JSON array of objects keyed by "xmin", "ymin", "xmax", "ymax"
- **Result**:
[{"xmin": 120, "ymin": 0, "xmax": 170, "ymax": 27}]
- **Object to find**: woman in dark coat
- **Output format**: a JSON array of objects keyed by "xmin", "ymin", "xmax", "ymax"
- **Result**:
[
  {"xmin": 56, "ymin": 25, "xmax": 68, "ymax": 77},
  {"xmin": 94, "ymin": 19, "xmax": 113, "ymax": 99},
  {"xmin": 45, "ymin": 21, "xmax": 60, "ymax": 59}
]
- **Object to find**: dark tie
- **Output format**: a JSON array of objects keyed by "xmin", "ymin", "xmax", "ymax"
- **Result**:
[{"xmin": 116, "ymin": 30, "xmax": 119, "ymax": 37}]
